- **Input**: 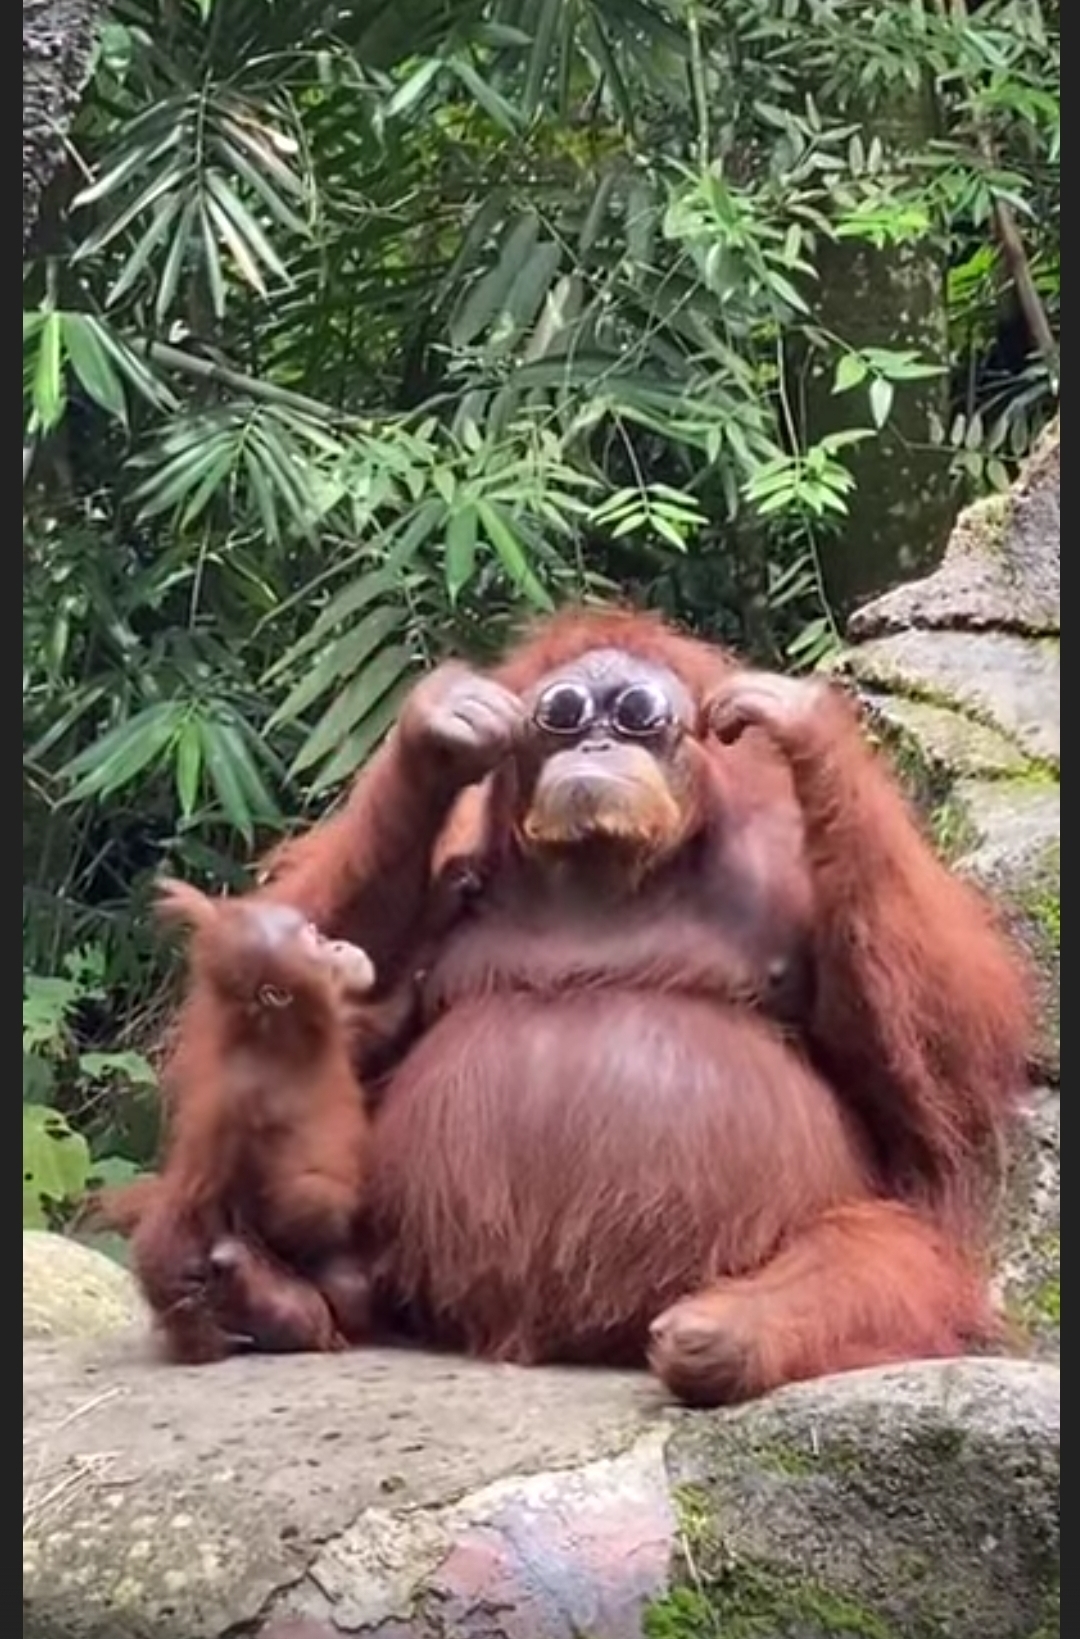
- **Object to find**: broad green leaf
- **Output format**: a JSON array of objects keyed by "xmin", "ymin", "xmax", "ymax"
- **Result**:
[
  {"xmin": 31, "ymin": 310, "xmax": 66, "ymax": 433},
  {"xmin": 79, "ymin": 1052, "xmax": 155, "ymax": 1088},
  {"xmin": 23, "ymin": 1105, "xmax": 91, "ymax": 1225},
  {"xmin": 74, "ymin": 158, "xmax": 190, "ymax": 261},
  {"xmin": 308, "ymin": 681, "xmax": 413, "ymax": 795},
  {"xmin": 200, "ymin": 200, "xmax": 227, "ymax": 319},
  {"xmin": 106, "ymin": 194, "xmax": 185, "ymax": 308},
  {"xmin": 212, "ymin": 136, "xmax": 308, "ymax": 236},
  {"xmin": 502, "ymin": 242, "xmax": 561, "ymax": 338},
  {"xmin": 93, "ymin": 322, "xmax": 177, "ymax": 410},
  {"xmin": 155, "ymin": 195, "xmax": 199, "ymax": 323},
  {"xmin": 212, "ymin": 718, "xmax": 281, "ymax": 821},
  {"xmin": 833, "ymin": 353, "xmax": 868, "ymax": 394},
  {"xmin": 265, "ymin": 565, "xmax": 408, "ymax": 677},
  {"xmin": 450, "ymin": 58, "xmax": 521, "ymax": 134},
  {"xmin": 206, "ymin": 170, "xmax": 290, "ymax": 284},
  {"xmin": 72, "ymin": 124, "xmax": 183, "ymax": 209},
  {"xmin": 385, "ymin": 58, "xmax": 442, "ymax": 118},
  {"xmin": 451, "ymin": 214, "xmax": 540, "ymax": 348},
  {"xmin": 63, "ymin": 703, "xmax": 183, "ymax": 800},
  {"xmin": 200, "ymin": 718, "xmax": 256, "ymax": 840},
  {"xmin": 869, "ymin": 376, "xmax": 895, "ymax": 429},
  {"xmin": 578, "ymin": 171, "xmax": 621, "ymax": 256},
  {"xmin": 206, "ymin": 193, "xmax": 268, "ymax": 295},
  {"xmin": 88, "ymin": 1155, "xmax": 147, "ymax": 1187},
  {"xmin": 522, "ymin": 0, "xmax": 563, "ymax": 117},
  {"xmin": 182, "ymin": 444, "xmax": 239, "ymax": 527}
]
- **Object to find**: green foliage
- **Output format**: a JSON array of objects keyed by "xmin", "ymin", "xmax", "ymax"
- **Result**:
[
  {"xmin": 23, "ymin": 954, "xmax": 155, "ymax": 1228},
  {"xmin": 22, "ymin": 0, "xmax": 1058, "ymax": 1179}
]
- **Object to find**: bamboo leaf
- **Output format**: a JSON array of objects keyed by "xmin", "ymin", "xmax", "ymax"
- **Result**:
[
  {"xmin": 154, "ymin": 195, "xmax": 199, "ymax": 323},
  {"xmin": 451, "ymin": 214, "xmax": 540, "ymax": 348},
  {"xmin": 444, "ymin": 506, "xmax": 478, "ymax": 600},
  {"xmin": 265, "ymin": 566, "xmax": 409, "ymax": 679},
  {"xmin": 449, "ymin": 58, "xmax": 521, "ymax": 134},
  {"xmin": 268, "ymin": 605, "xmax": 406, "ymax": 727},
  {"xmin": 200, "ymin": 201, "xmax": 227, "ymax": 319},
  {"xmin": 31, "ymin": 311, "xmax": 66, "ymax": 433},
  {"xmin": 63, "ymin": 315, "xmax": 128, "ymax": 424},
  {"xmin": 308, "ymin": 680, "xmax": 413, "ymax": 794},
  {"xmin": 105, "ymin": 194, "xmax": 185, "ymax": 307},
  {"xmin": 62, "ymin": 704, "xmax": 182, "ymax": 800},
  {"xmin": 475, "ymin": 500, "xmax": 553, "ymax": 608},
  {"xmin": 205, "ymin": 170, "xmax": 290, "ymax": 283},
  {"xmin": 200, "ymin": 718, "xmax": 256, "ymax": 840},
  {"xmin": 290, "ymin": 645, "xmax": 414, "ymax": 778}
]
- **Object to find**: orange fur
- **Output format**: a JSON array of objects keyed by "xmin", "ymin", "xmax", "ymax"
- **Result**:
[
  {"xmin": 129, "ymin": 606, "xmax": 1032, "ymax": 1400},
  {"xmin": 122, "ymin": 882, "xmax": 372, "ymax": 1361}
]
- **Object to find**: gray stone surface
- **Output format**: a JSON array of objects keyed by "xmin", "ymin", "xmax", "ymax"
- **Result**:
[
  {"xmin": 862, "ymin": 690, "xmax": 1032, "ymax": 785},
  {"xmin": 849, "ymin": 417, "xmax": 1060, "ymax": 637},
  {"xmin": 995, "ymin": 1088, "xmax": 1060, "ymax": 1358},
  {"xmin": 23, "ymin": 1230, "xmax": 147, "ymax": 1343},
  {"xmin": 667, "ymin": 1356, "xmax": 1060, "ymax": 1639},
  {"xmin": 956, "ymin": 778, "xmax": 1060, "ymax": 1082},
  {"xmin": 22, "ymin": 1341, "xmax": 665, "ymax": 1639},
  {"xmin": 844, "ymin": 628, "xmax": 1060, "ymax": 767},
  {"xmin": 21, "ymin": 1344, "xmax": 1060, "ymax": 1639}
]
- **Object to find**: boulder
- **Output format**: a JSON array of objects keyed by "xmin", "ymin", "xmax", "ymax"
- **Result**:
[
  {"xmin": 23, "ymin": 1230, "xmax": 147, "ymax": 1344},
  {"xmin": 835, "ymin": 424, "xmax": 1060, "ymax": 1360},
  {"xmin": 21, "ymin": 1344, "xmax": 1059, "ymax": 1639},
  {"xmin": 847, "ymin": 415, "xmax": 1060, "ymax": 638}
]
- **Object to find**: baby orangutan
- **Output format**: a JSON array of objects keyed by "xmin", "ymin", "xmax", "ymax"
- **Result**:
[{"xmin": 123, "ymin": 882, "xmax": 376, "ymax": 1361}]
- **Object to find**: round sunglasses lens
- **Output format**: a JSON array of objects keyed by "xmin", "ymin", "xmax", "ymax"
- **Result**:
[
  {"xmin": 613, "ymin": 682, "xmax": 671, "ymax": 736},
  {"xmin": 535, "ymin": 682, "xmax": 593, "ymax": 734}
]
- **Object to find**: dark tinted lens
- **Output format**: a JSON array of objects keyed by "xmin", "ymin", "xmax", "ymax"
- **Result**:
[
  {"xmin": 534, "ymin": 681, "xmax": 594, "ymax": 735},
  {"xmin": 612, "ymin": 682, "xmax": 672, "ymax": 737}
]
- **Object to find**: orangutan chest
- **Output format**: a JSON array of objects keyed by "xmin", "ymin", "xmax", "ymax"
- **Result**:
[{"xmin": 422, "ymin": 901, "xmax": 809, "ymax": 1018}]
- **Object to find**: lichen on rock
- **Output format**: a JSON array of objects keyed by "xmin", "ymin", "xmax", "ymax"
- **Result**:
[{"xmin": 23, "ymin": 1230, "xmax": 147, "ymax": 1343}]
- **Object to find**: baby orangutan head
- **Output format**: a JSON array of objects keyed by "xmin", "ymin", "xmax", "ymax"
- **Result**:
[{"xmin": 512, "ymin": 648, "xmax": 705, "ymax": 866}]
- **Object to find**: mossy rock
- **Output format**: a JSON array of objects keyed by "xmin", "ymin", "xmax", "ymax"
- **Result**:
[
  {"xmin": 954, "ymin": 783, "xmax": 1060, "ymax": 1082},
  {"xmin": 840, "ymin": 630, "xmax": 1058, "ymax": 771},
  {"xmin": 658, "ymin": 1359, "xmax": 1060, "ymax": 1639},
  {"xmin": 22, "ymin": 1344, "xmax": 1058, "ymax": 1639},
  {"xmin": 995, "ymin": 1088, "xmax": 1061, "ymax": 1359},
  {"xmin": 23, "ymin": 1230, "xmax": 146, "ymax": 1343}
]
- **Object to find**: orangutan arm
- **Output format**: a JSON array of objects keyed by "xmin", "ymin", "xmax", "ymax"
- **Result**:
[
  {"xmin": 710, "ymin": 675, "xmax": 1032, "ymax": 1209},
  {"xmin": 255, "ymin": 663, "xmax": 523, "ymax": 986}
]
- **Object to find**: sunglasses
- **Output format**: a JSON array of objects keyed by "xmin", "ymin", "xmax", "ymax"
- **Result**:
[{"xmin": 532, "ymin": 680, "xmax": 676, "ymax": 739}]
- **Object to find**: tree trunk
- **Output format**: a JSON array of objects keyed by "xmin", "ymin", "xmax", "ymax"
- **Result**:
[
  {"xmin": 800, "ymin": 78, "xmax": 956, "ymax": 618},
  {"xmin": 23, "ymin": 0, "xmax": 104, "ymax": 251}
]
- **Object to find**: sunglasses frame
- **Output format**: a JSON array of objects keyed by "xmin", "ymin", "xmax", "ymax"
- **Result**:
[{"xmin": 532, "ymin": 679, "xmax": 677, "ymax": 740}]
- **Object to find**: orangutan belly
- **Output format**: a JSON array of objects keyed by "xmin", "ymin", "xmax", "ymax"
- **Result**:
[{"xmin": 366, "ymin": 991, "xmax": 870, "ymax": 1363}]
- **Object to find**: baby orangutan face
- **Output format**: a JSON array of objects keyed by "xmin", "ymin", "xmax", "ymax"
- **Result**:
[{"xmin": 513, "ymin": 649, "xmax": 703, "ymax": 863}]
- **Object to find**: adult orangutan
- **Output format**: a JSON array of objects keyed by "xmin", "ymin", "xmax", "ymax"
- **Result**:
[{"xmin": 121, "ymin": 607, "xmax": 1032, "ymax": 1405}]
